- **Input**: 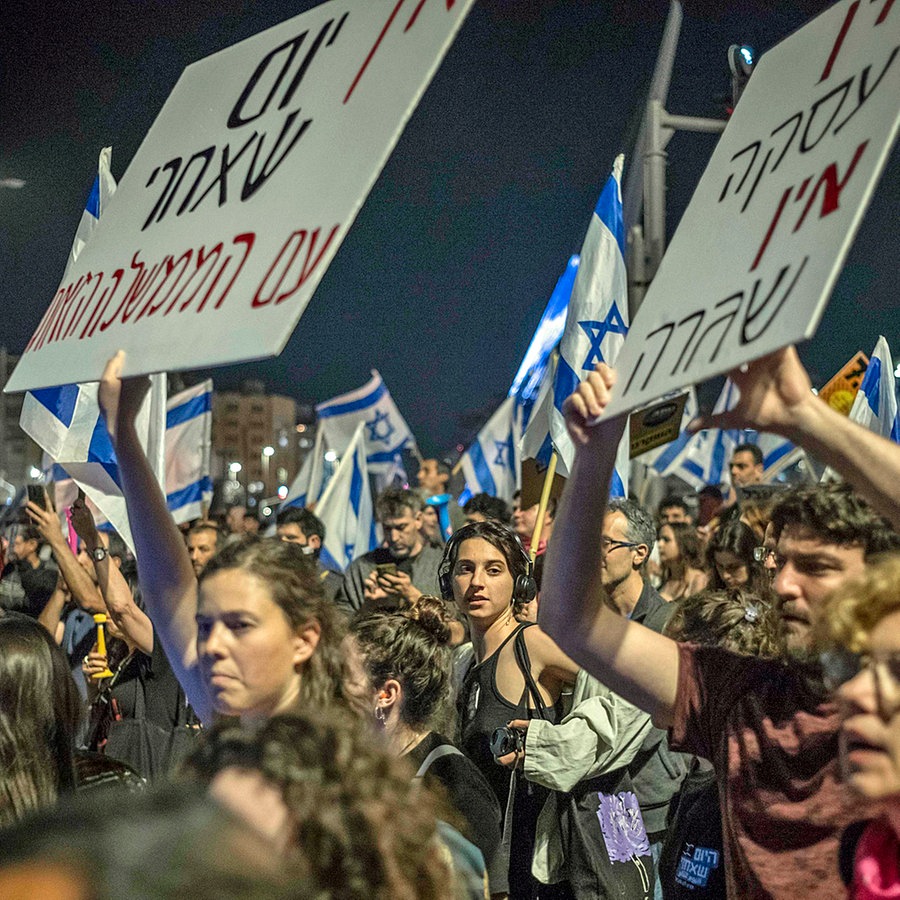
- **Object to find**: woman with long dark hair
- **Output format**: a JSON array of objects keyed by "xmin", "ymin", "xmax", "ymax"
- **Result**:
[
  {"xmin": 0, "ymin": 614, "xmax": 81, "ymax": 826},
  {"xmin": 706, "ymin": 520, "xmax": 768, "ymax": 594},
  {"xmin": 446, "ymin": 520, "xmax": 579, "ymax": 898}
]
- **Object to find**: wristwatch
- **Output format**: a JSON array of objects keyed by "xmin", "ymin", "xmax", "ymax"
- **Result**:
[{"xmin": 91, "ymin": 547, "xmax": 109, "ymax": 562}]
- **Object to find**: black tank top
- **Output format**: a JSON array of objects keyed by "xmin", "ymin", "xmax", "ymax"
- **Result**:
[{"xmin": 458, "ymin": 622, "xmax": 563, "ymax": 898}]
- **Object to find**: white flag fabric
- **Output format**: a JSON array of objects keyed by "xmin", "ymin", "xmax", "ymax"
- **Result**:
[
  {"xmin": 165, "ymin": 380, "xmax": 213, "ymax": 524},
  {"xmin": 282, "ymin": 427, "xmax": 326, "ymax": 510},
  {"xmin": 20, "ymin": 148, "xmax": 165, "ymax": 552},
  {"xmin": 822, "ymin": 336, "xmax": 899, "ymax": 483},
  {"xmin": 521, "ymin": 156, "xmax": 630, "ymax": 495},
  {"xmin": 21, "ymin": 378, "xmax": 166, "ymax": 551},
  {"xmin": 315, "ymin": 423, "xmax": 377, "ymax": 572},
  {"xmin": 315, "ymin": 371, "xmax": 416, "ymax": 474},
  {"xmin": 663, "ymin": 380, "xmax": 800, "ymax": 490},
  {"xmin": 460, "ymin": 396, "xmax": 523, "ymax": 503},
  {"xmin": 848, "ymin": 336, "xmax": 899, "ymax": 441}
]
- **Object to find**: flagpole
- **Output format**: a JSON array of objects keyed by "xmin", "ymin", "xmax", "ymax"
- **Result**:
[{"xmin": 528, "ymin": 450, "xmax": 558, "ymax": 564}]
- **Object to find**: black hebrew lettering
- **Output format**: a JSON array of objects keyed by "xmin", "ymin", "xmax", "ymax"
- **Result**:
[
  {"xmin": 228, "ymin": 19, "xmax": 336, "ymax": 128},
  {"xmin": 799, "ymin": 79, "xmax": 853, "ymax": 153},
  {"xmin": 740, "ymin": 257, "xmax": 808, "ymax": 344},
  {"xmin": 240, "ymin": 110, "xmax": 312, "ymax": 201},
  {"xmin": 716, "ymin": 31, "xmax": 894, "ymax": 214},
  {"xmin": 623, "ymin": 262, "xmax": 805, "ymax": 397},
  {"xmin": 832, "ymin": 47, "xmax": 899, "ymax": 135},
  {"xmin": 140, "ymin": 17, "xmax": 342, "ymax": 232}
]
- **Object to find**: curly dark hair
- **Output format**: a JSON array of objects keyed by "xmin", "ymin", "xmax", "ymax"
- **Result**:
[
  {"xmin": 350, "ymin": 596, "xmax": 453, "ymax": 731},
  {"xmin": 199, "ymin": 537, "xmax": 346, "ymax": 710},
  {"xmin": 771, "ymin": 482, "xmax": 900, "ymax": 558},
  {"xmin": 664, "ymin": 588, "xmax": 783, "ymax": 657},
  {"xmin": 184, "ymin": 711, "xmax": 454, "ymax": 900}
]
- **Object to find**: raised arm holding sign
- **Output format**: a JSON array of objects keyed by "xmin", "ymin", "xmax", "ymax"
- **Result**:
[{"xmin": 601, "ymin": 0, "xmax": 898, "ymax": 420}]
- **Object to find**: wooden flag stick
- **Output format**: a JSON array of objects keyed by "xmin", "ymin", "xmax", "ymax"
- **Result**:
[{"xmin": 529, "ymin": 451, "xmax": 558, "ymax": 564}]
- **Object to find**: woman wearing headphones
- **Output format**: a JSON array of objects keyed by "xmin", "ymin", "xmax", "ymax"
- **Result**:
[{"xmin": 445, "ymin": 521, "xmax": 579, "ymax": 899}]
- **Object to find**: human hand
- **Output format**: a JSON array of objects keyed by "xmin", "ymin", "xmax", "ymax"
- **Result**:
[
  {"xmin": 364, "ymin": 570, "xmax": 390, "ymax": 602},
  {"xmin": 70, "ymin": 491, "xmax": 100, "ymax": 549},
  {"xmin": 81, "ymin": 650, "xmax": 109, "ymax": 680},
  {"xmin": 26, "ymin": 489, "xmax": 64, "ymax": 547},
  {"xmin": 375, "ymin": 570, "xmax": 421, "ymax": 602},
  {"xmin": 688, "ymin": 345, "xmax": 813, "ymax": 435},
  {"xmin": 496, "ymin": 719, "xmax": 530, "ymax": 769},
  {"xmin": 98, "ymin": 351, "xmax": 152, "ymax": 447},
  {"xmin": 562, "ymin": 363, "xmax": 623, "ymax": 446}
]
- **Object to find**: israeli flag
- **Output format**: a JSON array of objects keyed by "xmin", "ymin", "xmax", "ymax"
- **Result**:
[
  {"xmin": 521, "ymin": 156, "xmax": 630, "ymax": 495},
  {"xmin": 19, "ymin": 148, "xmax": 166, "ymax": 551},
  {"xmin": 165, "ymin": 380, "xmax": 213, "ymax": 524},
  {"xmin": 282, "ymin": 427, "xmax": 327, "ymax": 510},
  {"xmin": 663, "ymin": 380, "xmax": 800, "ymax": 489},
  {"xmin": 822, "ymin": 336, "xmax": 899, "ymax": 483},
  {"xmin": 848, "ymin": 336, "xmax": 899, "ymax": 441},
  {"xmin": 508, "ymin": 256, "xmax": 578, "ymax": 404},
  {"xmin": 315, "ymin": 423, "xmax": 377, "ymax": 571},
  {"xmin": 459, "ymin": 396, "xmax": 523, "ymax": 504},
  {"xmin": 316, "ymin": 371, "xmax": 416, "ymax": 475}
]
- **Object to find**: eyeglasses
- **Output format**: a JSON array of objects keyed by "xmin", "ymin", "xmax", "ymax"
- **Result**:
[
  {"xmin": 753, "ymin": 546, "xmax": 776, "ymax": 563},
  {"xmin": 819, "ymin": 646, "xmax": 900, "ymax": 693},
  {"xmin": 600, "ymin": 537, "xmax": 641, "ymax": 553}
]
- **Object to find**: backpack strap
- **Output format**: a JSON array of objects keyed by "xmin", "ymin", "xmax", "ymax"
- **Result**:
[{"xmin": 415, "ymin": 743, "xmax": 463, "ymax": 778}]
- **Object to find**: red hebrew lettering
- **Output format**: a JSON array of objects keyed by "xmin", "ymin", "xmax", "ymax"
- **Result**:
[
  {"xmin": 252, "ymin": 225, "xmax": 339, "ymax": 308},
  {"xmin": 792, "ymin": 139, "xmax": 868, "ymax": 232},
  {"xmin": 751, "ymin": 187, "xmax": 792, "ymax": 271},
  {"xmin": 820, "ymin": 1, "xmax": 860, "ymax": 82},
  {"xmin": 345, "ymin": 0, "xmax": 457, "ymax": 103},
  {"xmin": 876, "ymin": 0, "xmax": 895, "ymax": 25},
  {"xmin": 211, "ymin": 233, "xmax": 256, "ymax": 310}
]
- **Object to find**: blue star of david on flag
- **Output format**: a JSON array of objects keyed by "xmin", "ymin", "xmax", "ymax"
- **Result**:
[
  {"xmin": 493, "ymin": 437, "xmax": 512, "ymax": 467},
  {"xmin": 365, "ymin": 410, "xmax": 395, "ymax": 444},
  {"xmin": 577, "ymin": 301, "xmax": 628, "ymax": 371}
]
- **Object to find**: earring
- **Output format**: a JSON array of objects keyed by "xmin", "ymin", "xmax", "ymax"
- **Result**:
[{"xmin": 374, "ymin": 706, "xmax": 385, "ymax": 724}]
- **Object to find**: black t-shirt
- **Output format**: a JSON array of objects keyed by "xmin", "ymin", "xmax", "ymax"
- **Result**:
[{"xmin": 409, "ymin": 732, "xmax": 503, "ymax": 891}]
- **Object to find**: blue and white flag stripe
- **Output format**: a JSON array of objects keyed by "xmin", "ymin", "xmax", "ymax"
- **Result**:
[
  {"xmin": 315, "ymin": 370, "xmax": 416, "ymax": 475},
  {"xmin": 460, "ymin": 396, "xmax": 522, "ymax": 503},
  {"xmin": 508, "ymin": 255, "xmax": 578, "ymax": 404},
  {"xmin": 165, "ymin": 380, "xmax": 213, "ymax": 524},
  {"xmin": 823, "ymin": 336, "xmax": 900, "ymax": 482},
  {"xmin": 651, "ymin": 380, "xmax": 800, "ymax": 489},
  {"xmin": 282, "ymin": 426, "xmax": 327, "ymax": 510},
  {"xmin": 521, "ymin": 155, "xmax": 630, "ymax": 496},
  {"xmin": 316, "ymin": 423, "xmax": 377, "ymax": 571},
  {"xmin": 20, "ymin": 147, "xmax": 167, "ymax": 552}
]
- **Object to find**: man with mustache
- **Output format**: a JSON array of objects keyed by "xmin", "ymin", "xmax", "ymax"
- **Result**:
[{"xmin": 539, "ymin": 346, "xmax": 900, "ymax": 899}]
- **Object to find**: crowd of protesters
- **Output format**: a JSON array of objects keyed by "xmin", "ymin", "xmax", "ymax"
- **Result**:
[{"xmin": 1, "ymin": 343, "xmax": 900, "ymax": 900}]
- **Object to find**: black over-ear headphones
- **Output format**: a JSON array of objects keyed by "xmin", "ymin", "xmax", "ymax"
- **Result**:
[{"xmin": 438, "ymin": 522, "xmax": 537, "ymax": 605}]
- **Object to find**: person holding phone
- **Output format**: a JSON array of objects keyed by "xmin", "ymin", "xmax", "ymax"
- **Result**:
[{"xmin": 334, "ymin": 487, "xmax": 444, "ymax": 618}]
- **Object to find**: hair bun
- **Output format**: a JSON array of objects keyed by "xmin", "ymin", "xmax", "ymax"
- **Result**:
[{"xmin": 405, "ymin": 595, "xmax": 452, "ymax": 646}]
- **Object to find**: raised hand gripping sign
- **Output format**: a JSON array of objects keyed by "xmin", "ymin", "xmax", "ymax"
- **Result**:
[
  {"xmin": 7, "ymin": 0, "xmax": 474, "ymax": 393},
  {"xmin": 604, "ymin": 0, "xmax": 899, "ymax": 419}
]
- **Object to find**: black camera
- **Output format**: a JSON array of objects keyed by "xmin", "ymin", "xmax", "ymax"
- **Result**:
[{"xmin": 490, "ymin": 725, "xmax": 525, "ymax": 758}]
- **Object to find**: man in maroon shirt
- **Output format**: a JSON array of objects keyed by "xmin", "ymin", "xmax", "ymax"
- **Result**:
[{"xmin": 539, "ymin": 346, "xmax": 900, "ymax": 899}]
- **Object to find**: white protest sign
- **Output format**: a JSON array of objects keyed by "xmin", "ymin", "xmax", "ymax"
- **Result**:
[
  {"xmin": 604, "ymin": 0, "xmax": 899, "ymax": 418},
  {"xmin": 7, "ymin": 0, "xmax": 474, "ymax": 393}
]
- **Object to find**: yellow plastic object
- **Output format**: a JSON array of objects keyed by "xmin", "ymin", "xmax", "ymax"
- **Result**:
[{"xmin": 91, "ymin": 613, "xmax": 114, "ymax": 679}]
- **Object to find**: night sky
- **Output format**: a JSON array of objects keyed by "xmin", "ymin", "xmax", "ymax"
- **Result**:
[{"xmin": 1, "ymin": 0, "xmax": 897, "ymax": 456}]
